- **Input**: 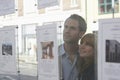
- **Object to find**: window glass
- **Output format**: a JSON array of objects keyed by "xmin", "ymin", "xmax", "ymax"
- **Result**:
[
  {"xmin": 98, "ymin": 0, "xmax": 119, "ymax": 14},
  {"xmin": 99, "ymin": 5, "xmax": 105, "ymax": 14},
  {"xmin": 107, "ymin": 0, "xmax": 111, "ymax": 3},
  {"xmin": 107, "ymin": 4, "xmax": 112, "ymax": 12},
  {"xmin": 99, "ymin": 0, "xmax": 104, "ymax": 3}
]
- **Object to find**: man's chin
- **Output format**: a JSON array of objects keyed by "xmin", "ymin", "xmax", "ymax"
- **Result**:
[
  {"xmin": 63, "ymin": 39, "xmax": 70, "ymax": 42},
  {"xmin": 65, "ymin": 41, "xmax": 76, "ymax": 44}
]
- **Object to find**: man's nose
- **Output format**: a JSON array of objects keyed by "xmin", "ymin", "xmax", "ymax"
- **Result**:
[{"xmin": 64, "ymin": 28, "xmax": 70, "ymax": 33}]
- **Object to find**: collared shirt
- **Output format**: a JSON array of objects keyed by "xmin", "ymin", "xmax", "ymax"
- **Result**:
[{"xmin": 58, "ymin": 44, "xmax": 79, "ymax": 80}]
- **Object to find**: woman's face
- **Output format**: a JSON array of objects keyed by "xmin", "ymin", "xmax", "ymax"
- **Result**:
[{"xmin": 79, "ymin": 42, "xmax": 94, "ymax": 58}]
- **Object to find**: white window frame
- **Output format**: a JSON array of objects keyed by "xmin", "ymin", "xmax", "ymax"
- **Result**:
[
  {"xmin": 70, "ymin": 0, "xmax": 78, "ymax": 7},
  {"xmin": 23, "ymin": 0, "xmax": 37, "ymax": 15}
]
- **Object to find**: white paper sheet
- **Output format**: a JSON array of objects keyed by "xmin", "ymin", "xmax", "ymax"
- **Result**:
[
  {"xmin": 0, "ymin": 26, "xmax": 17, "ymax": 75},
  {"xmin": 36, "ymin": 23, "xmax": 60, "ymax": 80},
  {"xmin": 0, "ymin": 0, "xmax": 15, "ymax": 16},
  {"xmin": 98, "ymin": 18, "xmax": 120, "ymax": 80}
]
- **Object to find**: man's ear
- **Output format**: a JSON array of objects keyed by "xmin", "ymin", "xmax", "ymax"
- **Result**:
[{"xmin": 79, "ymin": 31, "xmax": 85, "ymax": 38}]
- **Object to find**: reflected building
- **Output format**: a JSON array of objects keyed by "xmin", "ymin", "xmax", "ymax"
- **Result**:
[{"xmin": 106, "ymin": 40, "xmax": 120, "ymax": 63}]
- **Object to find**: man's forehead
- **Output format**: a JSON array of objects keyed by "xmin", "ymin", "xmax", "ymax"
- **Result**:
[{"xmin": 64, "ymin": 19, "xmax": 79, "ymax": 26}]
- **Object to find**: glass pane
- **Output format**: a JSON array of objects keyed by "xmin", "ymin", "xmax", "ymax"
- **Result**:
[
  {"xmin": 107, "ymin": 0, "xmax": 111, "ymax": 3},
  {"xmin": 115, "ymin": 0, "xmax": 118, "ymax": 3},
  {"xmin": 99, "ymin": 0, "xmax": 104, "ymax": 3},
  {"xmin": 114, "ymin": 3, "xmax": 119, "ymax": 12},
  {"xmin": 100, "ymin": 5, "xmax": 105, "ymax": 14},
  {"xmin": 107, "ymin": 4, "xmax": 112, "ymax": 13}
]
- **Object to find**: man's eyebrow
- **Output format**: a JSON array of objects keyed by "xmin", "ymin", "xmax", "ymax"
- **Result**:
[{"xmin": 70, "ymin": 26, "xmax": 77, "ymax": 29}]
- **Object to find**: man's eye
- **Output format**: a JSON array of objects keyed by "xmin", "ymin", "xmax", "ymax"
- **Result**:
[{"xmin": 70, "ymin": 26, "xmax": 75, "ymax": 30}]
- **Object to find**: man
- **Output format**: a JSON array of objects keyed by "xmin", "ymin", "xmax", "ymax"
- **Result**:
[{"xmin": 59, "ymin": 14, "xmax": 87, "ymax": 80}]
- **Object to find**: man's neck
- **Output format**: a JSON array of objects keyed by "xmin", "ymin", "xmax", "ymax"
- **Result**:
[
  {"xmin": 64, "ymin": 43, "xmax": 79, "ymax": 63},
  {"xmin": 64, "ymin": 43, "xmax": 79, "ymax": 55}
]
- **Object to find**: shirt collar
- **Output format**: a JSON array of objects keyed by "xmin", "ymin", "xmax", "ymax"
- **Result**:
[{"xmin": 59, "ymin": 44, "xmax": 65, "ymax": 56}]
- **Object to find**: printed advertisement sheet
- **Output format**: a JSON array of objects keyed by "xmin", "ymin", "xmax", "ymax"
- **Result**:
[
  {"xmin": 0, "ymin": 0, "xmax": 15, "ymax": 16},
  {"xmin": 0, "ymin": 27, "xmax": 17, "ymax": 75},
  {"xmin": 98, "ymin": 18, "xmax": 120, "ymax": 80},
  {"xmin": 36, "ymin": 23, "xmax": 59, "ymax": 80}
]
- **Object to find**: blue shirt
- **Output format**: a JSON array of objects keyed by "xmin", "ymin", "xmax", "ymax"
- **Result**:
[{"xmin": 58, "ymin": 44, "xmax": 79, "ymax": 80}]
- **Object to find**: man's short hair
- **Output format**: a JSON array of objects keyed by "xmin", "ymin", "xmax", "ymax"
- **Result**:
[{"xmin": 65, "ymin": 14, "xmax": 87, "ymax": 32}]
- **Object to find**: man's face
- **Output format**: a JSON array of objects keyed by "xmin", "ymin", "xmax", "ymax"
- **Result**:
[{"xmin": 63, "ymin": 18, "xmax": 81, "ymax": 43}]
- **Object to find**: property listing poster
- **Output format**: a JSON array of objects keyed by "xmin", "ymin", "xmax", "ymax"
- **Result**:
[
  {"xmin": 98, "ymin": 18, "xmax": 120, "ymax": 80},
  {"xmin": 37, "ymin": 0, "xmax": 59, "ymax": 9},
  {"xmin": 0, "ymin": 27, "xmax": 17, "ymax": 75},
  {"xmin": 36, "ymin": 23, "xmax": 59, "ymax": 80},
  {"xmin": 0, "ymin": 0, "xmax": 15, "ymax": 16}
]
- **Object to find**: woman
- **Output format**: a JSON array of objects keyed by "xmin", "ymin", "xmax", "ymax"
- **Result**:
[{"xmin": 77, "ymin": 33, "xmax": 96, "ymax": 80}]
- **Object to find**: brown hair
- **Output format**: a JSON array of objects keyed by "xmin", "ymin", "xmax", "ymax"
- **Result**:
[
  {"xmin": 65, "ymin": 14, "xmax": 87, "ymax": 32},
  {"xmin": 77, "ymin": 33, "xmax": 96, "ymax": 74},
  {"xmin": 80, "ymin": 33, "xmax": 95, "ymax": 48}
]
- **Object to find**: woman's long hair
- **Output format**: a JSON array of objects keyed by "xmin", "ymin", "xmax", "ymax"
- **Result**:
[{"xmin": 76, "ymin": 33, "xmax": 95, "ymax": 74}]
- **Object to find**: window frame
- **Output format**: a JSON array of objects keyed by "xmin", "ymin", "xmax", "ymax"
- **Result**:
[{"xmin": 70, "ymin": 0, "xmax": 78, "ymax": 7}]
